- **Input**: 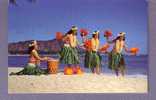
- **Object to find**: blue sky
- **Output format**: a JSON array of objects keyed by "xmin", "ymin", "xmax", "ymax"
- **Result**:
[{"xmin": 8, "ymin": 0, "xmax": 148, "ymax": 54}]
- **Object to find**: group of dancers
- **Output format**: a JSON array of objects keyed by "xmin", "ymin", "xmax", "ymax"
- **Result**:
[{"xmin": 10, "ymin": 26, "xmax": 132, "ymax": 77}]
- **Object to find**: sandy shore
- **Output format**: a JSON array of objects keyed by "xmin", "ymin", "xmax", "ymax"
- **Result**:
[{"xmin": 8, "ymin": 67, "xmax": 148, "ymax": 93}]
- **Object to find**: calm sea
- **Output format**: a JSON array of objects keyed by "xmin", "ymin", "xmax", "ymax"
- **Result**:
[{"xmin": 8, "ymin": 55, "xmax": 148, "ymax": 75}]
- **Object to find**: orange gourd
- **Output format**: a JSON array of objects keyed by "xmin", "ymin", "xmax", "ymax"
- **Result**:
[
  {"xmin": 76, "ymin": 66, "xmax": 83, "ymax": 74},
  {"xmin": 77, "ymin": 68, "xmax": 83, "ymax": 74},
  {"xmin": 71, "ymin": 66, "xmax": 84, "ymax": 74},
  {"xmin": 64, "ymin": 67, "xmax": 73, "ymax": 75}
]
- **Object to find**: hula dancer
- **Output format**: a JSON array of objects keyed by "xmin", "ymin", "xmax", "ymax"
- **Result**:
[
  {"xmin": 10, "ymin": 40, "xmax": 48, "ymax": 75},
  {"xmin": 60, "ymin": 26, "xmax": 80, "ymax": 69},
  {"xmin": 84, "ymin": 40, "xmax": 91, "ymax": 69},
  {"xmin": 79, "ymin": 28, "xmax": 90, "ymax": 69},
  {"xmin": 88, "ymin": 31, "xmax": 101, "ymax": 74},
  {"xmin": 106, "ymin": 32, "xmax": 129, "ymax": 77}
]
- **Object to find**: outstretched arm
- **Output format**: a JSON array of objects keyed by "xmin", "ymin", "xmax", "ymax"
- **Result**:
[
  {"xmin": 124, "ymin": 44, "xmax": 130, "ymax": 53},
  {"xmin": 32, "ymin": 50, "xmax": 47, "ymax": 61}
]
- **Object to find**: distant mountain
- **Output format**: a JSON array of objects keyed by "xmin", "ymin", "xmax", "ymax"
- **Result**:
[
  {"xmin": 8, "ymin": 39, "xmax": 64, "ymax": 54},
  {"xmin": 8, "ymin": 40, "xmax": 147, "ymax": 56}
]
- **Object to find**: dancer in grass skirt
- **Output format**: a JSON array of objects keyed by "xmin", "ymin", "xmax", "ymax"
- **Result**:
[
  {"xmin": 84, "ymin": 50, "xmax": 91, "ymax": 68},
  {"xmin": 10, "ymin": 40, "xmax": 48, "ymax": 75},
  {"xmin": 106, "ymin": 32, "xmax": 129, "ymax": 76},
  {"xmin": 60, "ymin": 26, "xmax": 80, "ymax": 68},
  {"xmin": 80, "ymin": 33, "xmax": 91, "ymax": 69},
  {"xmin": 86, "ymin": 31, "xmax": 101, "ymax": 74}
]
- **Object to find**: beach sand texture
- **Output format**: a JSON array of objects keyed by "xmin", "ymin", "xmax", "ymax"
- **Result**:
[{"xmin": 8, "ymin": 68, "xmax": 148, "ymax": 93}]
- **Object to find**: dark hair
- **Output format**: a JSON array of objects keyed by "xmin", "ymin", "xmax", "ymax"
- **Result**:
[
  {"xmin": 65, "ymin": 29, "xmax": 77, "ymax": 36},
  {"xmin": 113, "ymin": 36, "xmax": 126, "ymax": 42},
  {"xmin": 92, "ymin": 34, "xmax": 99, "ymax": 39},
  {"xmin": 66, "ymin": 30, "xmax": 73, "ymax": 35},
  {"xmin": 98, "ymin": 33, "xmax": 100, "ymax": 39},
  {"xmin": 28, "ymin": 46, "xmax": 35, "ymax": 54},
  {"xmin": 92, "ymin": 34, "xmax": 96, "ymax": 38}
]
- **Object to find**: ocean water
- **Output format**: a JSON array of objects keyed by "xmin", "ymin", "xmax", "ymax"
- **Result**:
[{"xmin": 8, "ymin": 55, "xmax": 148, "ymax": 75}]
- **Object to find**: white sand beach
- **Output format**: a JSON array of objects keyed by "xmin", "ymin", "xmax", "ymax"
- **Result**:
[{"xmin": 8, "ymin": 67, "xmax": 148, "ymax": 93}]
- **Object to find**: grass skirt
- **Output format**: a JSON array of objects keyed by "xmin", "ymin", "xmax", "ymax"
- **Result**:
[
  {"xmin": 59, "ymin": 46, "xmax": 80, "ymax": 64},
  {"xmin": 84, "ymin": 51, "xmax": 101, "ymax": 71},
  {"xmin": 10, "ymin": 63, "xmax": 47, "ymax": 75},
  {"xmin": 108, "ymin": 51, "xmax": 126, "ymax": 71},
  {"xmin": 84, "ymin": 51, "xmax": 91, "ymax": 68}
]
